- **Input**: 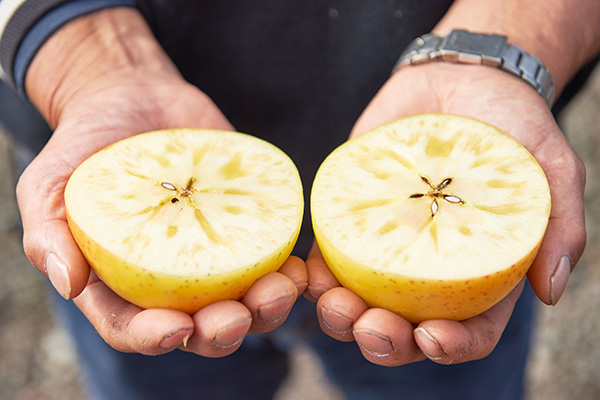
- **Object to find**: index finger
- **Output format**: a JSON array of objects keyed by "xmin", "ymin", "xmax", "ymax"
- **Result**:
[
  {"xmin": 414, "ymin": 279, "xmax": 526, "ymax": 365},
  {"xmin": 73, "ymin": 273, "xmax": 195, "ymax": 355},
  {"xmin": 305, "ymin": 242, "xmax": 340, "ymax": 302}
]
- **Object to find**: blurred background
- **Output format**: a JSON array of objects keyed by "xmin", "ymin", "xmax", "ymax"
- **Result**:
[{"xmin": 0, "ymin": 64, "xmax": 599, "ymax": 400}]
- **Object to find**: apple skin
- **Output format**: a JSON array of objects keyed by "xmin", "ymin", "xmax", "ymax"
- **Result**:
[
  {"xmin": 67, "ymin": 210, "xmax": 299, "ymax": 314},
  {"xmin": 314, "ymin": 222, "xmax": 540, "ymax": 323}
]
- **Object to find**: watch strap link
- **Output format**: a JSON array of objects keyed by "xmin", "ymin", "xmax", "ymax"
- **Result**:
[
  {"xmin": 501, "ymin": 43, "xmax": 555, "ymax": 105},
  {"xmin": 394, "ymin": 30, "xmax": 555, "ymax": 106}
]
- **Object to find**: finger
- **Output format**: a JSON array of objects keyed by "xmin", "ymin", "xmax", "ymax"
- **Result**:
[
  {"xmin": 353, "ymin": 308, "xmax": 425, "ymax": 366},
  {"xmin": 316, "ymin": 287, "xmax": 368, "ymax": 342},
  {"xmin": 185, "ymin": 300, "xmax": 252, "ymax": 358},
  {"xmin": 527, "ymin": 145, "xmax": 587, "ymax": 305},
  {"xmin": 242, "ymin": 272, "xmax": 297, "ymax": 334},
  {"xmin": 73, "ymin": 276, "xmax": 195, "ymax": 355},
  {"xmin": 305, "ymin": 242, "xmax": 340, "ymax": 302},
  {"xmin": 278, "ymin": 255, "xmax": 308, "ymax": 296},
  {"xmin": 414, "ymin": 280, "xmax": 525, "ymax": 365}
]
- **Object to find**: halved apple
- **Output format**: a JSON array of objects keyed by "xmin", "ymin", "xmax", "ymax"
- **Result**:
[
  {"xmin": 64, "ymin": 129, "xmax": 304, "ymax": 314},
  {"xmin": 311, "ymin": 114, "xmax": 550, "ymax": 323}
]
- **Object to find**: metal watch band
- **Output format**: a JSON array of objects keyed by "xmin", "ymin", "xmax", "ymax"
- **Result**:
[{"xmin": 393, "ymin": 29, "xmax": 555, "ymax": 106}]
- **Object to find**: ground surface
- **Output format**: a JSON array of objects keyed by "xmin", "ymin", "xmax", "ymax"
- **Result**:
[{"xmin": 0, "ymin": 66, "xmax": 599, "ymax": 400}]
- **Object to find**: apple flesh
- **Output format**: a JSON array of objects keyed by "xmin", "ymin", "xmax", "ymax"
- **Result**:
[
  {"xmin": 65, "ymin": 129, "xmax": 304, "ymax": 314},
  {"xmin": 311, "ymin": 114, "xmax": 551, "ymax": 322}
]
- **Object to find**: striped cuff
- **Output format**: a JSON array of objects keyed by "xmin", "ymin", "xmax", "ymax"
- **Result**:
[
  {"xmin": 0, "ymin": 0, "xmax": 70, "ymax": 84},
  {"xmin": 0, "ymin": 0, "xmax": 135, "ymax": 96}
]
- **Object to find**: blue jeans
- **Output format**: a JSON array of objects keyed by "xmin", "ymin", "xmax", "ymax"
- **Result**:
[{"xmin": 51, "ymin": 282, "xmax": 535, "ymax": 400}]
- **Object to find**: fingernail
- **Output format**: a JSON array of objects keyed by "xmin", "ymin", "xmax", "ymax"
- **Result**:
[
  {"xmin": 258, "ymin": 295, "xmax": 295, "ymax": 323},
  {"xmin": 159, "ymin": 328, "xmax": 193, "ymax": 349},
  {"xmin": 212, "ymin": 318, "xmax": 252, "ymax": 349},
  {"xmin": 353, "ymin": 329, "xmax": 394, "ymax": 357},
  {"xmin": 307, "ymin": 285, "xmax": 327, "ymax": 301},
  {"xmin": 295, "ymin": 281, "xmax": 308, "ymax": 295},
  {"xmin": 320, "ymin": 307, "xmax": 353, "ymax": 335},
  {"xmin": 551, "ymin": 254, "xmax": 573, "ymax": 306},
  {"xmin": 414, "ymin": 327, "xmax": 449, "ymax": 361},
  {"xmin": 45, "ymin": 253, "xmax": 71, "ymax": 300}
]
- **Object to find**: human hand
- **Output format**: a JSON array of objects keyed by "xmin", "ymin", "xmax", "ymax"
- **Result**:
[
  {"xmin": 306, "ymin": 62, "xmax": 586, "ymax": 366},
  {"xmin": 16, "ymin": 10, "xmax": 307, "ymax": 357}
]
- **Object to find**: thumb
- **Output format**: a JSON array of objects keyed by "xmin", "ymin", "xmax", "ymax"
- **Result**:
[
  {"xmin": 24, "ymin": 220, "xmax": 90, "ymax": 299},
  {"xmin": 527, "ymin": 145, "xmax": 587, "ymax": 305},
  {"xmin": 16, "ymin": 152, "xmax": 89, "ymax": 299}
]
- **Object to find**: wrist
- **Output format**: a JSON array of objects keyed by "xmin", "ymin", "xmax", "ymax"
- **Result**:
[
  {"xmin": 432, "ymin": 0, "xmax": 600, "ymax": 95},
  {"xmin": 393, "ymin": 30, "xmax": 556, "ymax": 106},
  {"xmin": 25, "ymin": 7, "xmax": 180, "ymax": 128}
]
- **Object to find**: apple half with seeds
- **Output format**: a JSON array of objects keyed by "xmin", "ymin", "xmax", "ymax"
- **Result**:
[
  {"xmin": 311, "ymin": 114, "xmax": 550, "ymax": 323},
  {"xmin": 64, "ymin": 129, "xmax": 303, "ymax": 314}
]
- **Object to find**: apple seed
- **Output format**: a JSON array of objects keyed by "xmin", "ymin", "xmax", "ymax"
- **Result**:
[{"xmin": 161, "ymin": 182, "xmax": 177, "ymax": 191}]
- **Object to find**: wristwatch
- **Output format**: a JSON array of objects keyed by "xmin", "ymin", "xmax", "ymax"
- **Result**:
[{"xmin": 393, "ymin": 29, "xmax": 555, "ymax": 106}]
